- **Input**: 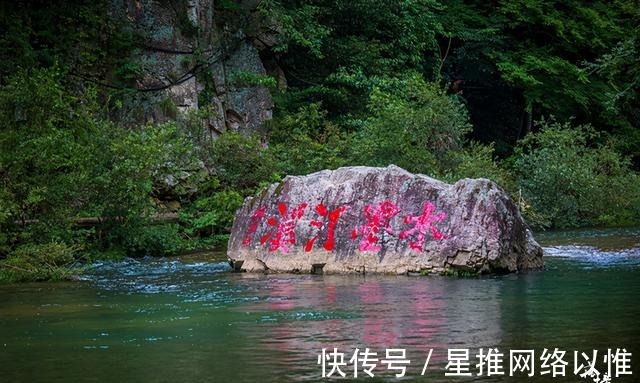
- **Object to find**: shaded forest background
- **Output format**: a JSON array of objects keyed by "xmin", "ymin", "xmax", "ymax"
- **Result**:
[{"xmin": 1, "ymin": 0, "xmax": 639, "ymax": 281}]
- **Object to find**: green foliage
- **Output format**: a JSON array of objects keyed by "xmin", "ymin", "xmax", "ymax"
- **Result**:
[
  {"xmin": 175, "ymin": 106, "xmax": 220, "ymax": 153},
  {"xmin": 317, "ymin": 0, "xmax": 442, "ymax": 74},
  {"xmin": 181, "ymin": 190, "xmax": 243, "ymax": 237},
  {"xmin": 445, "ymin": 0, "xmax": 631, "ymax": 118},
  {"xmin": 0, "ymin": 68, "xmax": 100, "ymax": 244},
  {"xmin": 210, "ymin": 132, "xmax": 278, "ymax": 194},
  {"xmin": 85, "ymin": 247, "xmax": 127, "ymax": 262},
  {"xmin": 229, "ymin": 71, "xmax": 277, "ymax": 89},
  {"xmin": 0, "ymin": 187, "xmax": 15, "ymax": 254},
  {"xmin": 512, "ymin": 119, "xmax": 640, "ymax": 228},
  {"xmin": 0, "ymin": 243, "xmax": 82, "ymax": 283},
  {"xmin": 266, "ymin": 0, "xmax": 444, "ymax": 119},
  {"xmin": 589, "ymin": 29, "xmax": 640, "ymax": 161},
  {"xmin": 441, "ymin": 142, "xmax": 513, "ymax": 190},
  {"xmin": 594, "ymin": 34, "xmax": 639, "ymax": 116},
  {"xmin": 0, "ymin": 0, "xmax": 140, "ymax": 88},
  {"xmin": 0, "ymin": 68, "xmax": 204, "ymax": 271},
  {"xmin": 88, "ymin": 121, "xmax": 191, "ymax": 224},
  {"xmin": 258, "ymin": 0, "xmax": 331, "ymax": 58},
  {"xmin": 352, "ymin": 76, "xmax": 471, "ymax": 175},
  {"xmin": 267, "ymin": 103, "xmax": 351, "ymax": 175},
  {"xmin": 438, "ymin": 0, "xmax": 638, "ymax": 157},
  {"xmin": 119, "ymin": 224, "xmax": 187, "ymax": 258}
]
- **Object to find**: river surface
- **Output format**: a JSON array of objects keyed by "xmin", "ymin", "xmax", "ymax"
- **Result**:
[{"xmin": 1, "ymin": 228, "xmax": 638, "ymax": 382}]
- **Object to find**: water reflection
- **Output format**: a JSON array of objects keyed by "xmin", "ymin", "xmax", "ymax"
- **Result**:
[
  {"xmin": 0, "ymin": 231, "xmax": 638, "ymax": 382},
  {"xmin": 233, "ymin": 273, "xmax": 510, "ymax": 379}
]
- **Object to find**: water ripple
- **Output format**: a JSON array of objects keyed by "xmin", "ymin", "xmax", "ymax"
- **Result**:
[
  {"xmin": 543, "ymin": 245, "xmax": 640, "ymax": 267},
  {"xmin": 80, "ymin": 257, "xmax": 232, "ymax": 294}
]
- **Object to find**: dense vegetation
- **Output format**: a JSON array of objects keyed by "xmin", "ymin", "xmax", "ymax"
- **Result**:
[{"xmin": 1, "ymin": 0, "xmax": 639, "ymax": 281}]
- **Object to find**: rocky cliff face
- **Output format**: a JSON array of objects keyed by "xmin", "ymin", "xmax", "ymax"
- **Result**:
[
  {"xmin": 109, "ymin": 0, "xmax": 278, "ymax": 135},
  {"xmin": 228, "ymin": 165, "xmax": 544, "ymax": 275}
]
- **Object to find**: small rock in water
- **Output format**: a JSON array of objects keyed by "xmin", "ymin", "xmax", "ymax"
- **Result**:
[{"xmin": 228, "ymin": 165, "xmax": 543, "ymax": 275}]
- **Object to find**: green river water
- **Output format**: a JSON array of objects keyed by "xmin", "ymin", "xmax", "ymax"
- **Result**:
[{"xmin": 1, "ymin": 228, "xmax": 638, "ymax": 382}]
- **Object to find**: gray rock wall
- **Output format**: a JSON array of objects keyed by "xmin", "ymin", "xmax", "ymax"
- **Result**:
[{"xmin": 109, "ymin": 0, "xmax": 275, "ymax": 135}]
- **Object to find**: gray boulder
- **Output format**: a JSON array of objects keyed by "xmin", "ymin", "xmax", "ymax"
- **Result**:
[{"xmin": 227, "ymin": 165, "xmax": 543, "ymax": 275}]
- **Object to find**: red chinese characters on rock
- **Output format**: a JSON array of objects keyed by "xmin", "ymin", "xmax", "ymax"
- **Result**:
[
  {"xmin": 399, "ymin": 202, "xmax": 447, "ymax": 252},
  {"xmin": 305, "ymin": 203, "xmax": 350, "ymax": 252},
  {"xmin": 242, "ymin": 200, "xmax": 447, "ymax": 253},
  {"xmin": 351, "ymin": 201, "xmax": 399, "ymax": 252},
  {"xmin": 259, "ymin": 202, "xmax": 308, "ymax": 253},
  {"xmin": 242, "ymin": 207, "xmax": 266, "ymax": 245}
]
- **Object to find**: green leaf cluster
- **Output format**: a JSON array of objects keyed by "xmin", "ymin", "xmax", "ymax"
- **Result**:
[{"xmin": 512, "ymin": 119, "xmax": 640, "ymax": 228}]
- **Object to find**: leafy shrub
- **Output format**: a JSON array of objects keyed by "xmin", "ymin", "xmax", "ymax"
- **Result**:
[
  {"xmin": 0, "ymin": 68, "xmax": 99, "ymax": 244},
  {"xmin": 0, "ymin": 68, "xmax": 201, "ymax": 259},
  {"xmin": 88, "ymin": 121, "xmax": 191, "ymax": 220},
  {"xmin": 351, "ymin": 75, "xmax": 472, "ymax": 175},
  {"xmin": 511, "ymin": 119, "xmax": 640, "ymax": 228},
  {"xmin": 120, "ymin": 224, "xmax": 186, "ymax": 257},
  {"xmin": 181, "ymin": 190, "xmax": 244, "ymax": 237},
  {"xmin": 267, "ymin": 103, "xmax": 351, "ymax": 175},
  {"xmin": 0, "ymin": 243, "xmax": 81, "ymax": 283},
  {"xmin": 441, "ymin": 142, "xmax": 514, "ymax": 191},
  {"xmin": 229, "ymin": 71, "xmax": 277, "ymax": 89},
  {"xmin": 210, "ymin": 132, "xmax": 278, "ymax": 194}
]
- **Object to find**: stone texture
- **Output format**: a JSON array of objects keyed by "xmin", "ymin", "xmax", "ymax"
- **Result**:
[
  {"xmin": 228, "ymin": 165, "xmax": 544, "ymax": 275},
  {"xmin": 109, "ymin": 0, "xmax": 275, "ymax": 134},
  {"xmin": 223, "ymin": 38, "xmax": 273, "ymax": 135}
]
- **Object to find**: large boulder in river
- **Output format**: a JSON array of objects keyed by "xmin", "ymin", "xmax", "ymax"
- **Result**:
[{"xmin": 227, "ymin": 165, "xmax": 543, "ymax": 275}]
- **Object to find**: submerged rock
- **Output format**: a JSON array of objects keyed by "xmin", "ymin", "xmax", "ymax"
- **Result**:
[{"xmin": 228, "ymin": 165, "xmax": 543, "ymax": 275}]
